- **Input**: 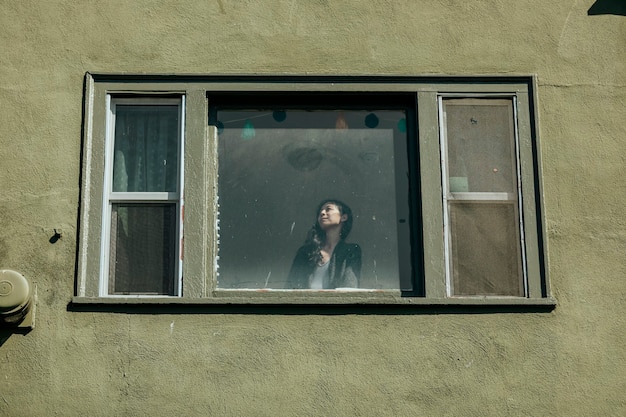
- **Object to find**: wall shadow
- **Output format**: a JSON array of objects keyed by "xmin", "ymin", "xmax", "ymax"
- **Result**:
[
  {"xmin": 0, "ymin": 328, "xmax": 31, "ymax": 348},
  {"xmin": 0, "ymin": 330, "xmax": 11, "ymax": 347},
  {"xmin": 68, "ymin": 302, "xmax": 556, "ymax": 316},
  {"xmin": 588, "ymin": 0, "xmax": 626, "ymax": 15}
]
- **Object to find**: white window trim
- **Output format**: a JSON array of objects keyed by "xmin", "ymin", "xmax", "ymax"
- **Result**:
[
  {"xmin": 98, "ymin": 96, "xmax": 185, "ymax": 297},
  {"xmin": 438, "ymin": 95, "xmax": 530, "ymax": 298}
]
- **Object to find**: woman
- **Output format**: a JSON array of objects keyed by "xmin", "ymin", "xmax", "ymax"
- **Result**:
[{"xmin": 286, "ymin": 199, "xmax": 361, "ymax": 289}]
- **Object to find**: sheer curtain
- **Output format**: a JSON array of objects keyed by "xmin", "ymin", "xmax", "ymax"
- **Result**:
[
  {"xmin": 113, "ymin": 105, "xmax": 179, "ymax": 193},
  {"xmin": 109, "ymin": 105, "xmax": 179, "ymax": 294}
]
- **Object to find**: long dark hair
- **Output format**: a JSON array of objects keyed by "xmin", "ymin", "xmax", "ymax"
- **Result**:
[{"xmin": 305, "ymin": 199, "xmax": 354, "ymax": 265}]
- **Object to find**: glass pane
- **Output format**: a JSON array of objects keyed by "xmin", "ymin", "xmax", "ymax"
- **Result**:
[
  {"xmin": 113, "ymin": 105, "xmax": 179, "ymax": 193},
  {"xmin": 449, "ymin": 202, "xmax": 523, "ymax": 296},
  {"xmin": 443, "ymin": 98, "xmax": 525, "ymax": 297},
  {"xmin": 215, "ymin": 108, "xmax": 410, "ymax": 290},
  {"xmin": 445, "ymin": 100, "xmax": 516, "ymax": 193},
  {"xmin": 109, "ymin": 204, "xmax": 177, "ymax": 295}
]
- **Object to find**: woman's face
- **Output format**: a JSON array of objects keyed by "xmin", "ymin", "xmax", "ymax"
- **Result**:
[{"xmin": 318, "ymin": 203, "xmax": 347, "ymax": 230}]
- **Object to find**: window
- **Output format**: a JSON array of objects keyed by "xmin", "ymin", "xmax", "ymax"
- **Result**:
[
  {"xmin": 76, "ymin": 74, "xmax": 552, "ymax": 305},
  {"xmin": 441, "ymin": 98, "xmax": 526, "ymax": 296},
  {"xmin": 210, "ymin": 94, "xmax": 413, "ymax": 291},
  {"xmin": 104, "ymin": 98, "xmax": 183, "ymax": 296}
]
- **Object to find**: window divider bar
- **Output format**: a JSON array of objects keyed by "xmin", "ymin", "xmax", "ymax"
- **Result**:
[
  {"xmin": 419, "ymin": 91, "xmax": 448, "ymax": 299},
  {"xmin": 108, "ymin": 192, "xmax": 179, "ymax": 201},
  {"xmin": 447, "ymin": 192, "xmax": 516, "ymax": 201}
]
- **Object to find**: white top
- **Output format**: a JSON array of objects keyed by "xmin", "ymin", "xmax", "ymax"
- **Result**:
[{"xmin": 308, "ymin": 261, "xmax": 330, "ymax": 289}]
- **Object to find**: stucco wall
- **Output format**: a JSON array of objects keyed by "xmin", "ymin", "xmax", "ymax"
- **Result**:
[{"xmin": 1, "ymin": 1, "xmax": 625, "ymax": 416}]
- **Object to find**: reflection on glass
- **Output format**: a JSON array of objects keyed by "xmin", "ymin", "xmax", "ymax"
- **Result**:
[{"xmin": 214, "ymin": 109, "xmax": 409, "ymax": 290}]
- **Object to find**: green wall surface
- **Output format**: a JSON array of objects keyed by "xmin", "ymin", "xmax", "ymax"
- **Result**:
[{"xmin": 1, "ymin": 1, "xmax": 625, "ymax": 416}]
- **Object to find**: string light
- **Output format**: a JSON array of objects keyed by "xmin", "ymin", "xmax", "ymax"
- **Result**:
[
  {"xmin": 335, "ymin": 111, "xmax": 348, "ymax": 129},
  {"xmin": 241, "ymin": 120, "xmax": 256, "ymax": 139}
]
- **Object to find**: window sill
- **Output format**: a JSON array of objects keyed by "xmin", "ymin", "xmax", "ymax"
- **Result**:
[{"xmin": 71, "ymin": 293, "xmax": 556, "ymax": 308}]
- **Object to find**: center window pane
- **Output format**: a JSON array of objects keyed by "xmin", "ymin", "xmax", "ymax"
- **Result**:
[{"xmin": 214, "ymin": 104, "xmax": 411, "ymax": 290}]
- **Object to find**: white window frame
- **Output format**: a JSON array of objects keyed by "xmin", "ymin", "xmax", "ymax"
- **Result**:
[
  {"xmin": 438, "ymin": 95, "xmax": 529, "ymax": 298},
  {"xmin": 99, "ymin": 96, "xmax": 185, "ymax": 297},
  {"xmin": 75, "ymin": 74, "xmax": 554, "ymax": 307}
]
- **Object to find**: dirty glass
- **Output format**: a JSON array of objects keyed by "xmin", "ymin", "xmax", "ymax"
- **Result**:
[
  {"xmin": 442, "ymin": 98, "xmax": 524, "ymax": 296},
  {"xmin": 213, "ymin": 103, "xmax": 412, "ymax": 290}
]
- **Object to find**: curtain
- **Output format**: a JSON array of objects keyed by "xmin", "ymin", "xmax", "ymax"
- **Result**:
[{"xmin": 109, "ymin": 105, "xmax": 179, "ymax": 294}]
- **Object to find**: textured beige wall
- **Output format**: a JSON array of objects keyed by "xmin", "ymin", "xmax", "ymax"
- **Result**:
[{"xmin": 1, "ymin": 1, "xmax": 625, "ymax": 416}]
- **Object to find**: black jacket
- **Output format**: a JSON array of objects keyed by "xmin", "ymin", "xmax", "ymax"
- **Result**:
[{"xmin": 286, "ymin": 241, "xmax": 361, "ymax": 289}]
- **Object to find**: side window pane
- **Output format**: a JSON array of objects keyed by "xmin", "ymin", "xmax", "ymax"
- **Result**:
[
  {"xmin": 445, "ymin": 101, "xmax": 516, "ymax": 193},
  {"xmin": 449, "ymin": 203, "xmax": 522, "ymax": 295},
  {"xmin": 213, "ymin": 104, "xmax": 411, "ymax": 290},
  {"xmin": 113, "ymin": 105, "xmax": 180, "ymax": 193},
  {"xmin": 109, "ymin": 204, "xmax": 177, "ymax": 295},
  {"xmin": 105, "ymin": 99, "xmax": 182, "ymax": 297},
  {"xmin": 442, "ymin": 98, "xmax": 525, "ymax": 296}
]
